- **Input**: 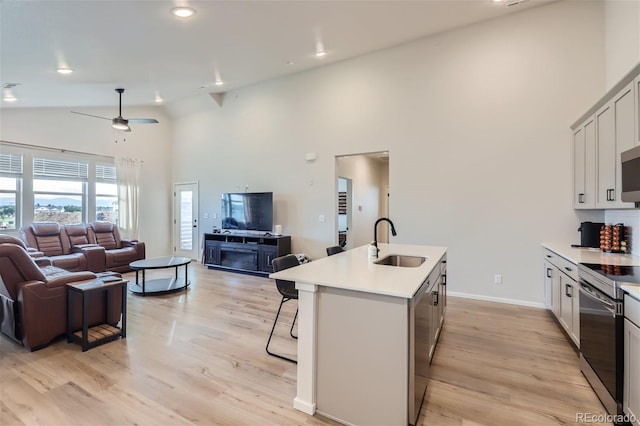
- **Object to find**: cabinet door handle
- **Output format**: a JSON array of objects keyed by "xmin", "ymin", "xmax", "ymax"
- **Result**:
[
  {"xmin": 578, "ymin": 193, "xmax": 585, "ymax": 203},
  {"xmin": 442, "ymin": 274, "xmax": 446, "ymax": 286},
  {"xmin": 546, "ymin": 268, "xmax": 552, "ymax": 278},
  {"xmin": 546, "ymin": 254, "xmax": 552, "ymax": 259},
  {"xmin": 433, "ymin": 291, "xmax": 439, "ymax": 306},
  {"xmin": 609, "ymin": 188, "xmax": 615, "ymax": 201},
  {"xmin": 564, "ymin": 266, "xmax": 572, "ymax": 272},
  {"xmin": 565, "ymin": 283, "xmax": 572, "ymax": 297}
]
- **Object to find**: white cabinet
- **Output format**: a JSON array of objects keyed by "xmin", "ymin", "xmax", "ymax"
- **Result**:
[
  {"xmin": 544, "ymin": 259, "xmax": 561, "ymax": 318},
  {"xmin": 596, "ymin": 82, "xmax": 637, "ymax": 208},
  {"xmin": 624, "ymin": 294, "xmax": 640, "ymax": 426},
  {"xmin": 559, "ymin": 273, "xmax": 579, "ymax": 346},
  {"xmin": 572, "ymin": 66, "xmax": 639, "ymax": 209},
  {"xmin": 574, "ymin": 116, "xmax": 596, "ymax": 208},
  {"xmin": 542, "ymin": 248, "xmax": 579, "ymax": 348},
  {"xmin": 636, "ymin": 77, "xmax": 640, "ymax": 146}
]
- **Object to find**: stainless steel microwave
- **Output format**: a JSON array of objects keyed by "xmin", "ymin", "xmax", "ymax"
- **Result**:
[{"xmin": 621, "ymin": 145, "xmax": 640, "ymax": 203}]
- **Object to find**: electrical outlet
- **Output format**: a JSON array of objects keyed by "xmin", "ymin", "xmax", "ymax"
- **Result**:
[
  {"xmin": 494, "ymin": 274, "xmax": 502, "ymax": 285},
  {"xmin": 319, "ymin": 215, "xmax": 325, "ymax": 222},
  {"xmin": 203, "ymin": 213, "xmax": 209, "ymax": 219}
]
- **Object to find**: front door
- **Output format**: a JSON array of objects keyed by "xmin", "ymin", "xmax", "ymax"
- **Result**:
[{"xmin": 173, "ymin": 182, "xmax": 199, "ymax": 260}]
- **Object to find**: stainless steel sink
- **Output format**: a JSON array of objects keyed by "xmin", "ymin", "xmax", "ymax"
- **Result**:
[{"xmin": 374, "ymin": 254, "xmax": 426, "ymax": 267}]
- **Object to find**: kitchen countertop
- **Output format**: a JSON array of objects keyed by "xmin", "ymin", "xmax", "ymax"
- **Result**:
[
  {"xmin": 622, "ymin": 285, "xmax": 640, "ymax": 301},
  {"xmin": 270, "ymin": 243, "xmax": 447, "ymax": 299},
  {"xmin": 542, "ymin": 243, "xmax": 640, "ymax": 266},
  {"xmin": 543, "ymin": 243, "xmax": 640, "ymax": 301}
]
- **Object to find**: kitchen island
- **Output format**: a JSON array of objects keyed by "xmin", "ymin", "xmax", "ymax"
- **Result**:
[{"xmin": 270, "ymin": 243, "xmax": 447, "ymax": 425}]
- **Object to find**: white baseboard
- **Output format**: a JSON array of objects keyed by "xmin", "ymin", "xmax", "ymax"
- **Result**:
[
  {"xmin": 448, "ymin": 291, "xmax": 546, "ymax": 309},
  {"xmin": 293, "ymin": 397, "xmax": 315, "ymax": 415}
]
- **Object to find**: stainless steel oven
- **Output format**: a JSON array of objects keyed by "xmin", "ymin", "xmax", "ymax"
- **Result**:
[{"xmin": 578, "ymin": 263, "xmax": 640, "ymax": 416}]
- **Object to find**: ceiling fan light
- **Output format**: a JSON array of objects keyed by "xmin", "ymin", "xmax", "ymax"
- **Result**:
[
  {"xmin": 56, "ymin": 68, "xmax": 74, "ymax": 74},
  {"xmin": 171, "ymin": 7, "xmax": 196, "ymax": 18},
  {"xmin": 112, "ymin": 117, "xmax": 130, "ymax": 130}
]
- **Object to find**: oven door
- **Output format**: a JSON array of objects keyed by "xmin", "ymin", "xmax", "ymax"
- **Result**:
[{"xmin": 578, "ymin": 280, "xmax": 623, "ymax": 404}]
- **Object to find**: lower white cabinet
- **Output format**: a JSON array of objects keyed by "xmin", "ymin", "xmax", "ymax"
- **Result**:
[
  {"xmin": 624, "ymin": 295, "xmax": 640, "ymax": 426},
  {"xmin": 543, "ymin": 248, "xmax": 579, "ymax": 348}
]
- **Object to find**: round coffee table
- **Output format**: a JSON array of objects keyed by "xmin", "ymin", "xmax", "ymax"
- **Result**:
[{"xmin": 129, "ymin": 256, "xmax": 191, "ymax": 296}]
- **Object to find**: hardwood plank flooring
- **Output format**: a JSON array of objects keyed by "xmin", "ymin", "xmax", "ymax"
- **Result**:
[{"xmin": 1, "ymin": 264, "xmax": 609, "ymax": 425}]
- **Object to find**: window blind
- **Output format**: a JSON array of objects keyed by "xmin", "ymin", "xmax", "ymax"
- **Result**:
[
  {"xmin": 0, "ymin": 153, "xmax": 23, "ymax": 176},
  {"xmin": 96, "ymin": 164, "xmax": 116, "ymax": 182},
  {"xmin": 33, "ymin": 157, "xmax": 88, "ymax": 180}
]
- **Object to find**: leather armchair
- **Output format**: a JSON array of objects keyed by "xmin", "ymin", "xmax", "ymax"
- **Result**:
[
  {"xmin": 0, "ymin": 235, "xmax": 122, "ymax": 351},
  {"xmin": 20, "ymin": 222, "xmax": 93, "ymax": 272},
  {"xmin": 88, "ymin": 221, "xmax": 145, "ymax": 272}
]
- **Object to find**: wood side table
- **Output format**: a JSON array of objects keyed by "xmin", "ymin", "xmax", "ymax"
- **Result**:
[{"xmin": 67, "ymin": 278, "xmax": 127, "ymax": 352}]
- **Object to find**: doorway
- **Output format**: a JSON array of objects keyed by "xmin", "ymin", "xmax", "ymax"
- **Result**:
[
  {"xmin": 335, "ymin": 152, "xmax": 389, "ymax": 249},
  {"xmin": 173, "ymin": 182, "xmax": 199, "ymax": 259},
  {"xmin": 337, "ymin": 177, "xmax": 352, "ymax": 249}
]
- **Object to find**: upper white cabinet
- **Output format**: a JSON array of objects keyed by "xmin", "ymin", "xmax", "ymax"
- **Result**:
[
  {"xmin": 636, "ymin": 76, "xmax": 640, "ymax": 146},
  {"xmin": 572, "ymin": 65, "xmax": 640, "ymax": 210},
  {"xmin": 574, "ymin": 116, "xmax": 596, "ymax": 209}
]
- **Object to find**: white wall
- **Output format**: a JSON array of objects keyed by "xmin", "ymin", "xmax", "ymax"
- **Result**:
[
  {"xmin": 605, "ymin": 0, "xmax": 640, "ymax": 89},
  {"xmin": 0, "ymin": 106, "xmax": 174, "ymax": 257},
  {"xmin": 170, "ymin": 0, "xmax": 607, "ymax": 306}
]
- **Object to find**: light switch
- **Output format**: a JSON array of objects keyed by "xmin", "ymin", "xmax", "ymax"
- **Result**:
[
  {"xmin": 319, "ymin": 215, "xmax": 325, "ymax": 222},
  {"xmin": 203, "ymin": 213, "xmax": 209, "ymax": 219}
]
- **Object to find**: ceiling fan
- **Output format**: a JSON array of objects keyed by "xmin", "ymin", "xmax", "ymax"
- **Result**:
[{"xmin": 71, "ymin": 88, "xmax": 159, "ymax": 132}]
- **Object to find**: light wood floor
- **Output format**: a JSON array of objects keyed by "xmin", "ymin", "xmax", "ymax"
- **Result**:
[{"xmin": 0, "ymin": 263, "xmax": 609, "ymax": 425}]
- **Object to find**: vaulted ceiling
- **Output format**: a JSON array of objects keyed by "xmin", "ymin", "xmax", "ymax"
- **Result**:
[{"xmin": 1, "ymin": 0, "xmax": 555, "ymax": 109}]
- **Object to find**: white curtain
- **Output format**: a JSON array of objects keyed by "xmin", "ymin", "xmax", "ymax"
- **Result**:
[{"xmin": 115, "ymin": 157, "xmax": 142, "ymax": 240}]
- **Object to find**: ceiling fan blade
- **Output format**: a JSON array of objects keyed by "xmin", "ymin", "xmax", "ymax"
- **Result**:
[
  {"xmin": 70, "ymin": 111, "xmax": 111, "ymax": 121},
  {"xmin": 128, "ymin": 118, "xmax": 159, "ymax": 124}
]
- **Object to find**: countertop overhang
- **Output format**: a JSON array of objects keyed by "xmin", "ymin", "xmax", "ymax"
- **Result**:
[{"xmin": 270, "ymin": 243, "xmax": 447, "ymax": 299}]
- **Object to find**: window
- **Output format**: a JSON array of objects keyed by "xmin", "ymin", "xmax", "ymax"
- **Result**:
[
  {"xmin": 33, "ymin": 157, "xmax": 88, "ymax": 225},
  {"xmin": 0, "ymin": 153, "xmax": 23, "ymax": 230},
  {"xmin": 96, "ymin": 164, "xmax": 118, "ymax": 223}
]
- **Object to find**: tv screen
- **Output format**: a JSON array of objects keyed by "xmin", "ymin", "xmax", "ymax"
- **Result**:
[{"xmin": 221, "ymin": 192, "xmax": 273, "ymax": 232}]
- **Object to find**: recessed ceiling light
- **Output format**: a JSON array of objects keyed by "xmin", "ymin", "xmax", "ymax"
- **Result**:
[
  {"xmin": 3, "ymin": 92, "xmax": 17, "ymax": 102},
  {"xmin": 315, "ymin": 50, "xmax": 327, "ymax": 58},
  {"xmin": 286, "ymin": 61, "xmax": 295, "ymax": 66},
  {"xmin": 170, "ymin": 6, "xmax": 196, "ymax": 18},
  {"xmin": 154, "ymin": 95, "xmax": 163, "ymax": 103},
  {"xmin": 56, "ymin": 68, "xmax": 74, "ymax": 74}
]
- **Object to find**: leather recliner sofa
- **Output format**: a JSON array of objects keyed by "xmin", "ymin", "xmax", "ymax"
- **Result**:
[
  {"xmin": 0, "ymin": 235, "xmax": 123, "ymax": 351},
  {"xmin": 87, "ymin": 221, "xmax": 145, "ymax": 273},
  {"xmin": 20, "ymin": 222, "xmax": 105, "ymax": 272},
  {"xmin": 20, "ymin": 222, "xmax": 145, "ymax": 273}
]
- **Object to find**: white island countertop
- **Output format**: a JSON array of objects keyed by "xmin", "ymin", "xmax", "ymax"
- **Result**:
[{"xmin": 270, "ymin": 243, "xmax": 447, "ymax": 299}]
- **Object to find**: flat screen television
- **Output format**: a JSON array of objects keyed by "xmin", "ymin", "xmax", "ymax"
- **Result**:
[{"xmin": 221, "ymin": 192, "xmax": 273, "ymax": 232}]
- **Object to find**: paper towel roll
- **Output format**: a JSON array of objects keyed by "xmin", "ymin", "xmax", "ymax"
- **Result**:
[{"xmin": 274, "ymin": 224, "xmax": 282, "ymax": 235}]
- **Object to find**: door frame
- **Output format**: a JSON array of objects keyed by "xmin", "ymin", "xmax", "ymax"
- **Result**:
[{"xmin": 173, "ymin": 181, "xmax": 199, "ymax": 260}]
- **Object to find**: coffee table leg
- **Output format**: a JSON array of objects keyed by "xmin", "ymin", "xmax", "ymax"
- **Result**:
[
  {"xmin": 121, "ymin": 283, "xmax": 127, "ymax": 338},
  {"xmin": 184, "ymin": 264, "xmax": 188, "ymax": 291},
  {"xmin": 142, "ymin": 269, "xmax": 146, "ymax": 296}
]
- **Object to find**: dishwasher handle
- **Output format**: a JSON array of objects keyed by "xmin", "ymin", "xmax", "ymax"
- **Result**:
[{"xmin": 579, "ymin": 282, "xmax": 616, "ymax": 314}]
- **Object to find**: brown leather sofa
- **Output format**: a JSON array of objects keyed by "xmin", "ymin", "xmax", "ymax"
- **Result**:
[
  {"xmin": 20, "ymin": 222, "xmax": 106, "ymax": 272},
  {"xmin": 88, "ymin": 221, "xmax": 145, "ymax": 273},
  {"xmin": 0, "ymin": 235, "xmax": 123, "ymax": 351}
]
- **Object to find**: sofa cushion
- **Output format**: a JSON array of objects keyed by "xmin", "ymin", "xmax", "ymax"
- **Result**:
[
  {"xmin": 65, "ymin": 224, "xmax": 91, "ymax": 246},
  {"xmin": 49, "ymin": 254, "xmax": 86, "ymax": 272},
  {"xmin": 30, "ymin": 223, "xmax": 65, "ymax": 256},
  {"xmin": 90, "ymin": 222, "xmax": 120, "ymax": 249}
]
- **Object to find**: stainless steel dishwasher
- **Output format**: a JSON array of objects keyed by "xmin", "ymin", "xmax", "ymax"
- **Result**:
[{"xmin": 409, "ymin": 274, "xmax": 435, "ymax": 425}]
